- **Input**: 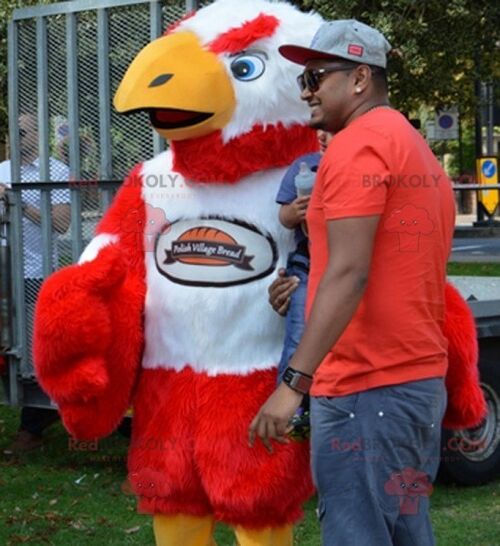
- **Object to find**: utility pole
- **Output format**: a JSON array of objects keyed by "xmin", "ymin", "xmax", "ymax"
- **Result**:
[
  {"xmin": 485, "ymin": 81, "xmax": 494, "ymax": 156},
  {"xmin": 474, "ymin": 59, "xmax": 484, "ymax": 222}
]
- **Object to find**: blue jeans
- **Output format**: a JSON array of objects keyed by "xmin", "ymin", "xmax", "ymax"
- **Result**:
[
  {"xmin": 311, "ymin": 378, "xmax": 447, "ymax": 546},
  {"xmin": 277, "ymin": 252, "xmax": 309, "ymax": 382}
]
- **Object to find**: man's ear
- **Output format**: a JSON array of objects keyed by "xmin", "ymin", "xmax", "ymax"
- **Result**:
[{"xmin": 353, "ymin": 65, "xmax": 371, "ymax": 94}]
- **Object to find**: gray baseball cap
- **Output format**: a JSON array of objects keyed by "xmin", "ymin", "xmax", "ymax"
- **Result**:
[{"xmin": 279, "ymin": 19, "xmax": 392, "ymax": 68}]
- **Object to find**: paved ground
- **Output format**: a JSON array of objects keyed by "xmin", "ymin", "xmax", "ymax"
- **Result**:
[
  {"xmin": 451, "ymin": 237, "xmax": 500, "ymax": 263},
  {"xmin": 451, "ymin": 214, "xmax": 500, "ymax": 263},
  {"xmin": 447, "ymin": 275, "xmax": 500, "ymax": 301}
]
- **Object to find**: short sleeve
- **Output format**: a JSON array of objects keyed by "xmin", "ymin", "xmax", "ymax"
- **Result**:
[
  {"xmin": 49, "ymin": 158, "xmax": 70, "ymax": 182},
  {"xmin": 319, "ymin": 129, "xmax": 390, "ymax": 220},
  {"xmin": 276, "ymin": 162, "xmax": 299, "ymax": 204},
  {"xmin": 49, "ymin": 158, "xmax": 70, "ymax": 204},
  {"xmin": 0, "ymin": 160, "xmax": 12, "ymax": 186},
  {"xmin": 52, "ymin": 189, "xmax": 70, "ymax": 205}
]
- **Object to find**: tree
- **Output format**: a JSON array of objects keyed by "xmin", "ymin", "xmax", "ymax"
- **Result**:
[
  {"xmin": 1, "ymin": 0, "xmax": 498, "ymax": 145},
  {"xmin": 296, "ymin": 0, "xmax": 499, "ymax": 118}
]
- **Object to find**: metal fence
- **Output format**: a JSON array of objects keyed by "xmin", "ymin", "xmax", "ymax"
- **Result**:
[
  {"xmin": 1, "ymin": 181, "xmax": 119, "ymax": 407},
  {"xmin": 8, "ymin": 0, "xmax": 203, "ymax": 184},
  {"xmin": 2, "ymin": 0, "xmax": 206, "ymax": 408}
]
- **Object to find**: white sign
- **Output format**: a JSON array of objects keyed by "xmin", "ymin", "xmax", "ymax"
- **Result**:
[
  {"xmin": 434, "ymin": 109, "xmax": 459, "ymax": 140},
  {"xmin": 425, "ymin": 120, "xmax": 437, "ymax": 141}
]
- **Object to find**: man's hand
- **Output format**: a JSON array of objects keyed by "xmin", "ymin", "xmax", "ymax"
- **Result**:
[
  {"xmin": 248, "ymin": 382, "xmax": 303, "ymax": 453},
  {"xmin": 279, "ymin": 196, "xmax": 310, "ymax": 229},
  {"xmin": 52, "ymin": 203, "xmax": 71, "ymax": 233},
  {"xmin": 268, "ymin": 268, "xmax": 299, "ymax": 316}
]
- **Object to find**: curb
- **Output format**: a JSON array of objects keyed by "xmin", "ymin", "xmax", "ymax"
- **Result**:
[{"xmin": 454, "ymin": 226, "xmax": 500, "ymax": 239}]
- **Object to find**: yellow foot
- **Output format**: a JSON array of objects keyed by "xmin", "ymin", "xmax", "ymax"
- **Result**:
[
  {"xmin": 233, "ymin": 524, "xmax": 293, "ymax": 546},
  {"xmin": 153, "ymin": 513, "xmax": 217, "ymax": 546}
]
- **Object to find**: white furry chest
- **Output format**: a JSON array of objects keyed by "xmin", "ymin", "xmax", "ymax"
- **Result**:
[{"xmin": 141, "ymin": 151, "xmax": 294, "ymax": 376}]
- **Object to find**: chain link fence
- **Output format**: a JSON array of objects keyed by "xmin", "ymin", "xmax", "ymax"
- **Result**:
[{"xmin": 3, "ymin": 0, "xmax": 203, "ymax": 407}]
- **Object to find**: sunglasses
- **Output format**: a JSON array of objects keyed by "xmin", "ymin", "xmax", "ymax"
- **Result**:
[{"xmin": 297, "ymin": 65, "xmax": 355, "ymax": 93}]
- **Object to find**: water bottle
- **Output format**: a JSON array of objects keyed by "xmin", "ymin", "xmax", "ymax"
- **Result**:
[{"xmin": 294, "ymin": 162, "xmax": 316, "ymax": 196}]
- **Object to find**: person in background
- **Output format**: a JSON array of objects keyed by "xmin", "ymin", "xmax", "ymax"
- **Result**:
[
  {"xmin": 0, "ymin": 112, "xmax": 70, "ymax": 454},
  {"xmin": 250, "ymin": 20, "xmax": 455, "ymax": 546}
]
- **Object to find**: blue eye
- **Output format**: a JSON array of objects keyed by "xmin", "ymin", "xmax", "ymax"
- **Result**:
[{"xmin": 230, "ymin": 54, "xmax": 266, "ymax": 81}]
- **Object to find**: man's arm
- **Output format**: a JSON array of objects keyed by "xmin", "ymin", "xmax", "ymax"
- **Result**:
[
  {"xmin": 52, "ymin": 203, "xmax": 71, "ymax": 233},
  {"xmin": 249, "ymin": 214, "xmax": 380, "ymax": 450},
  {"xmin": 287, "ymin": 214, "xmax": 380, "ymax": 376},
  {"xmin": 22, "ymin": 203, "xmax": 70, "ymax": 234}
]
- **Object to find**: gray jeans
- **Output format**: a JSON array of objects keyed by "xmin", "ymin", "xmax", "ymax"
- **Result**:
[{"xmin": 310, "ymin": 378, "xmax": 447, "ymax": 546}]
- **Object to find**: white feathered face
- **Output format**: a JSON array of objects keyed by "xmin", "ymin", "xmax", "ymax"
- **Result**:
[{"xmin": 114, "ymin": 0, "xmax": 323, "ymax": 142}]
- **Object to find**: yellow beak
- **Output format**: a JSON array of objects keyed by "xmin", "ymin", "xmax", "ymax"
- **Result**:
[{"xmin": 114, "ymin": 32, "xmax": 236, "ymax": 141}]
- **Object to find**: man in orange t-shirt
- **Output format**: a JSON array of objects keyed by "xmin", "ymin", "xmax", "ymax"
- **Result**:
[{"xmin": 249, "ymin": 19, "xmax": 455, "ymax": 546}]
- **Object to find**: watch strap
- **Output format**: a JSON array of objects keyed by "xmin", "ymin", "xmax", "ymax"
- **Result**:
[{"xmin": 282, "ymin": 366, "xmax": 313, "ymax": 395}]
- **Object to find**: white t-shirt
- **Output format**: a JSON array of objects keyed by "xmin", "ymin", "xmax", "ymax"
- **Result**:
[{"xmin": 0, "ymin": 158, "xmax": 70, "ymax": 278}]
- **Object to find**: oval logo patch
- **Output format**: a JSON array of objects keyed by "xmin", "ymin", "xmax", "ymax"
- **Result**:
[{"xmin": 155, "ymin": 217, "xmax": 277, "ymax": 287}]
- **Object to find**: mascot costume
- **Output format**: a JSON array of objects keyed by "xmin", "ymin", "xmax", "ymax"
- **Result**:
[{"xmin": 33, "ymin": 1, "xmax": 486, "ymax": 545}]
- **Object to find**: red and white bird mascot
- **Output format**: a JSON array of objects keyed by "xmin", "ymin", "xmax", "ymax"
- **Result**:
[
  {"xmin": 34, "ymin": 1, "xmax": 485, "ymax": 545},
  {"xmin": 35, "ymin": 1, "xmax": 322, "ymax": 545}
]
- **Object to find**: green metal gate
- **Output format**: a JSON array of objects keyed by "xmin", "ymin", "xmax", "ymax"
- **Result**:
[{"xmin": 1, "ymin": 0, "xmax": 203, "ymax": 408}]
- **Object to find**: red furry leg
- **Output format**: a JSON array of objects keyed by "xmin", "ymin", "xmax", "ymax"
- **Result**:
[{"xmin": 129, "ymin": 367, "xmax": 313, "ymax": 527}]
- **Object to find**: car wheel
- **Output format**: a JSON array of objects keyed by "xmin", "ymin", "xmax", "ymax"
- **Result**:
[{"xmin": 439, "ymin": 338, "xmax": 500, "ymax": 485}]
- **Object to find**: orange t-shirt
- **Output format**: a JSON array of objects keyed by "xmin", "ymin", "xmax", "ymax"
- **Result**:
[{"xmin": 306, "ymin": 108, "xmax": 456, "ymax": 397}]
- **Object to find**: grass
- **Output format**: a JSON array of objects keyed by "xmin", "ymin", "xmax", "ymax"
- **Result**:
[
  {"xmin": 447, "ymin": 262, "xmax": 500, "ymax": 276},
  {"xmin": 1, "ymin": 404, "xmax": 499, "ymax": 545}
]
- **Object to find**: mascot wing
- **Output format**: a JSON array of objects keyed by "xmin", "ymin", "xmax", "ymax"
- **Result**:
[
  {"xmin": 34, "ymin": 166, "xmax": 147, "ymax": 440},
  {"xmin": 443, "ymin": 282, "xmax": 487, "ymax": 429}
]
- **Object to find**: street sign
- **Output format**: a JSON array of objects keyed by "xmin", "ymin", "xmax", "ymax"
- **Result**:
[
  {"xmin": 425, "ymin": 120, "xmax": 436, "ymax": 141},
  {"xmin": 434, "ymin": 109, "xmax": 459, "ymax": 140},
  {"xmin": 477, "ymin": 157, "xmax": 499, "ymax": 216}
]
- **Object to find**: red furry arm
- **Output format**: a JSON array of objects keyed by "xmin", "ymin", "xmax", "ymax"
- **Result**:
[
  {"xmin": 34, "ymin": 165, "xmax": 147, "ymax": 440},
  {"xmin": 442, "ymin": 282, "xmax": 487, "ymax": 429}
]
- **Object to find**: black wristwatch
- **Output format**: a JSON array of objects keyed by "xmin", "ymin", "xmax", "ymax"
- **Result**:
[{"xmin": 282, "ymin": 367, "xmax": 313, "ymax": 395}]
